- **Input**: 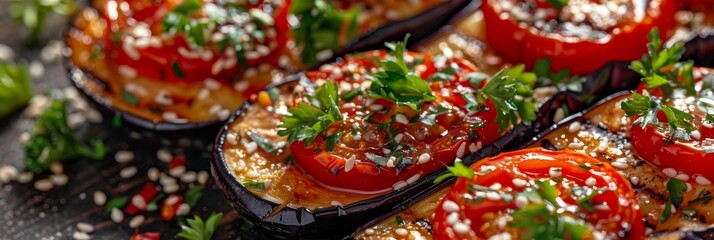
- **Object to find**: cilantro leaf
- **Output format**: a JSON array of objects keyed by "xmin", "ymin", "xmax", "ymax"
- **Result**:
[
  {"xmin": 24, "ymin": 94, "xmax": 106, "ymax": 173},
  {"xmin": 368, "ymin": 35, "xmax": 436, "ymax": 110},
  {"xmin": 434, "ymin": 161, "xmax": 474, "ymax": 183},
  {"xmin": 0, "ymin": 61, "xmax": 33, "ymax": 119},
  {"xmin": 278, "ymin": 81, "xmax": 343, "ymax": 145},
  {"xmin": 291, "ymin": 0, "xmax": 360, "ymax": 65},
  {"xmin": 177, "ymin": 212, "xmax": 223, "ymax": 240}
]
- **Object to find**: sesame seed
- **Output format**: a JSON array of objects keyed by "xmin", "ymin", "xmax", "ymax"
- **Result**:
[
  {"xmin": 120, "ymin": 167, "xmax": 138, "ymax": 179},
  {"xmin": 406, "ymin": 174, "xmax": 421, "ymax": 184},
  {"xmin": 94, "ymin": 191, "xmax": 106, "ymax": 205},
  {"xmin": 442, "ymin": 200, "xmax": 459, "ymax": 212},
  {"xmin": 515, "ymin": 195, "xmax": 528, "ymax": 209},
  {"xmin": 446, "ymin": 212, "xmax": 459, "ymax": 225},
  {"xmin": 488, "ymin": 232, "xmax": 512, "ymax": 240},
  {"xmin": 211, "ymin": 59, "xmax": 225, "ymax": 75},
  {"xmin": 163, "ymin": 183, "xmax": 179, "ymax": 193},
  {"xmin": 663, "ymin": 168, "xmax": 677, "ymax": 178},
  {"xmin": 204, "ymin": 78, "xmax": 221, "ymax": 90},
  {"xmin": 392, "ymin": 181, "xmax": 408, "ymax": 191},
  {"xmin": 19, "ymin": 132, "xmax": 31, "ymax": 144},
  {"xmin": 594, "ymin": 204, "xmax": 611, "ymax": 211},
  {"xmin": 567, "ymin": 142, "xmax": 583, "ymax": 150},
  {"xmin": 244, "ymin": 142, "xmax": 258, "ymax": 154},
  {"xmin": 675, "ymin": 173, "xmax": 690, "ymax": 181},
  {"xmin": 76, "ymin": 222, "xmax": 94, "ymax": 233},
  {"xmin": 226, "ymin": 133, "xmax": 238, "ymax": 145},
  {"xmin": 611, "ymin": 160, "xmax": 629, "ymax": 169},
  {"xmin": 489, "ymin": 183, "xmax": 502, "ymax": 190},
  {"xmin": 50, "ymin": 174, "xmax": 69, "ymax": 186},
  {"xmin": 131, "ymin": 195, "xmax": 146, "ymax": 209},
  {"xmin": 696, "ymin": 176, "xmax": 712, "ymax": 185},
  {"xmin": 395, "ymin": 228, "xmax": 408, "ymax": 236},
  {"xmin": 512, "ymin": 178, "xmax": 527, "ymax": 188},
  {"xmin": 344, "ymin": 155, "xmax": 356, "ymax": 173},
  {"xmin": 114, "ymin": 150, "xmax": 135, "ymax": 163},
  {"xmin": 129, "ymin": 215, "xmax": 145, "ymax": 228},
  {"xmin": 34, "ymin": 179, "xmax": 54, "ymax": 191},
  {"xmin": 168, "ymin": 166, "xmax": 186, "ymax": 177},
  {"xmin": 234, "ymin": 160, "xmax": 246, "ymax": 172},
  {"xmin": 197, "ymin": 88, "xmax": 210, "ymax": 100},
  {"xmin": 17, "ymin": 172, "xmax": 33, "ymax": 183},
  {"xmin": 395, "ymin": 114, "xmax": 409, "ymax": 124},
  {"xmin": 452, "ymin": 222, "xmax": 471, "ymax": 234},
  {"xmin": 386, "ymin": 156, "xmax": 396, "ymax": 168},
  {"xmin": 417, "ymin": 153, "xmax": 431, "ymax": 164},
  {"xmin": 118, "ymin": 65, "xmax": 138, "ymax": 78},
  {"xmin": 456, "ymin": 142, "xmax": 466, "ymax": 158},
  {"xmin": 630, "ymin": 176, "xmax": 640, "ymax": 185},
  {"xmin": 369, "ymin": 104, "xmax": 384, "ymax": 111},
  {"xmin": 549, "ymin": 167, "xmax": 562, "ymax": 178},
  {"xmin": 197, "ymin": 171, "xmax": 209, "ymax": 185},
  {"xmin": 110, "ymin": 208, "xmax": 124, "ymax": 223},
  {"xmin": 180, "ymin": 171, "xmax": 197, "ymax": 183},
  {"xmin": 216, "ymin": 109, "xmax": 231, "ymax": 121},
  {"xmin": 568, "ymin": 121, "xmax": 581, "ymax": 133},
  {"xmin": 72, "ymin": 231, "xmax": 91, "ymax": 240},
  {"xmin": 692, "ymin": 130, "xmax": 702, "ymax": 140},
  {"xmin": 166, "ymin": 195, "xmax": 180, "ymax": 206},
  {"xmin": 176, "ymin": 203, "xmax": 190, "ymax": 216},
  {"xmin": 50, "ymin": 162, "xmax": 64, "ymax": 174},
  {"xmin": 148, "ymin": 168, "xmax": 160, "ymax": 181},
  {"xmin": 0, "ymin": 166, "xmax": 18, "ymax": 183},
  {"xmin": 486, "ymin": 192, "xmax": 501, "ymax": 201},
  {"xmin": 394, "ymin": 133, "xmax": 404, "ymax": 143},
  {"xmin": 585, "ymin": 177, "xmax": 597, "ymax": 187}
]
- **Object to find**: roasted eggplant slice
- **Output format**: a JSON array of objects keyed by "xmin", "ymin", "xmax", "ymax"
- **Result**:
[{"xmin": 63, "ymin": 0, "xmax": 473, "ymax": 139}]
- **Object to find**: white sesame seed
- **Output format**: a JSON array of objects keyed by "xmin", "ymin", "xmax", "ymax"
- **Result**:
[
  {"xmin": 0, "ymin": 44, "xmax": 15, "ymax": 61},
  {"xmin": 94, "ymin": 191, "xmax": 106, "ymax": 205},
  {"xmin": 50, "ymin": 162, "xmax": 64, "ymax": 174},
  {"xmin": 417, "ymin": 153, "xmax": 431, "ymax": 164},
  {"xmin": 585, "ymin": 177, "xmax": 597, "ymax": 187},
  {"xmin": 197, "ymin": 171, "xmax": 209, "ymax": 185},
  {"xmin": 226, "ymin": 132, "xmax": 238, "ymax": 145},
  {"xmin": 687, "ymin": 183, "xmax": 693, "ymax": 192},
  {"xmin": 515, "ymin": 195, "xmax": 528, "ymax": 209},
  {"xmin": 180, "ymin": 171, "xmax": 197, "ymax": 183},
  {"xmin": 234, "ymin": 160, "xmax": 246, "ymax": 172},
  {"xmin": 386, "ymin": 156, "xmax": 396, "ymax": 168},
  {"xmin": 17, "ymin": 172, "xmax": 33, "ymax": 183},
  {"xmin": 567, "ymin": 142, "xmax": 583, "ymax": 150},
  {"xmin": 594, "ymin": 204, "xmax": 611, "ymax": 211},
  {"xmin": 50, "ymin": 174, "xmax": 69, "ymax": 186},
  {"xmin": 395, "ymin": 228, "xmax": 408, "ymax": 236},
  {"xmin": 129, "ymin": 215, "xmax": 145, "ymax": 228},
  {"xmin": 211, "ymin": 59, "xmax": 225, "ymax": 75},
  {"xmin": 691, "ymin": 130, "xmax": 701, "ymax": 140},
  {"xmin": 394, "ymin": 133, "xmax": 404, "ymax": 143},
  {"xmin": 148, "ymin": 168, "xmax": 160, "ymax": 181},
  {"xmin": 176, "ymin": 203, "xmax": 190, "ymax": 216},
  {"xmin": 244, "ymin": 142, "xmax": 258, "ymax": 154},
  {"xmin": 568, "ymin": 121, "xmax": 582, "ymax": 133},
  {"xmin": 452, "ymin": 222, "xmax": 471, "ymax": 234},
  {"xmin": 197, "ymin": 88, "xmax": 210, "ymax": 100},
  {"xmin": 163, "ymin": 183, "xmax": 179, "ymax": 193},
  {"xmin": 131, "ymin": 195, "xmax": 146, "ymax": 209},
  {"xmin": 67, "ymin": 113, "xmax": 86, "ymax": 129},
  {"xmin": 395, "ymin": 114, "xmax": 409, "ymax": 124},
  {"xmin": 72, "ymin": 231, "xmax": 91, "ymax": 240},
  {"xmin": 169, "ymin": 166, "xmax": 186, "ymax": 177},
  {"xmin": 216, "ymin": 109, "xmax": 231, "ymax": 121},
  {"xmin": 442, "ymin": 200, "xmax": 459, "ymax": 212},
  {"xmin": 456, "ymin": 142, "xmax": 467, "ymax": 158},
  {"xmin": 382, "ymin": 148, "xmax": 392, "ymax": 155},
  {"xmin": 365, "ymin": 228, "xmax": 375, "ymax": 235},
  {"xmin": 512, "ymin": 178, "xmax": 528, "ymax": 188},
  {"xmin": 489, "ymin": 183, "xmax": 502, "ymax": 190},
  {"xmin": 118, "ymin": 65, "xmax": 138, "ymax": 78},
  {"xmin": 488, "ymin": 232, "xmax": 512, "ymax": 240},
  {"xmin": 630, "ymin": 176, "xmax": 640, "ymax": 185},
  {"xmin": 76, "ymin": 222, "xmax": 94, "ymax": 233},
  {"xmin": 29, "ymin": 60, "xmax": 44, "ymax": 78},
  {"xmin": 114, "ymin": 150, "xmax": 135, "ymax": 163},
  {"xmin": 406, "ymin": 174, "xmax": 421, "ymax": 184},
  {"xmin": 369, "ymin": 104, "xmax": 384, "ymax": 111},
  {"xmin": 120, "ymin": 167, "xmax": 138, "ymax": 179},
  {"xmin": 204, "ymin": 78, "xmax": 221, "ymax": 90},
  {"xmin": 344, "ymin": 155, "xmax": 356, "ymax": 173},
  {"xmin": 696, "ymin": 176, "xmax": 712, "ymax": 185},
  {"xmin": 549, "ymin": 167, "xmax": 562, "ymax": 178},
  {"xmin": 166, "ymin": 195, "xmax": 180, "ymax": 206},
  {"xmin": 486, "ymin": 191, "xmax": 501, "ymax": 201},
  {"xmin": 392, "ymin": 180, "xmax": 408, "ymax": 191},
  {"xmin": 34, "ymin": 179, "xmax": 54, "ymax": 191},
  {"xmin": 446, "ymin": 212, "xmax": 459, "ymax": 225},
  {"xmin": 663, "ymin": 168, "xmax": 677, "ymax": 178},
  {"xmin": 675, "ymin": 173, "xmax": 690, "ymax": 181},
  {"xmin": 156, "ymin": 149, "xmax": 172, "ymax": 162},
  {"xmin": 110, "ymin": 208, "xmax": 124, "ymax": 223},
  {"xmin": 316, "ymin": 50, "xmax": 333, "ymax": 61},
  {"xmin": 611, "ymin": 160, "xmax": 629, "ymax": 169},
  {"xmin": 86, "ymin": 110, "xmax": 103, "ymax": 123}
]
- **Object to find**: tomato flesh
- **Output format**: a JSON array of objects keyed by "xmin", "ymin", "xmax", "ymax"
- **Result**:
[
  {"xmin": 432, "ymin": 148, "xmax": 644, "ymax": 239},
  {"xmin": 482, "ymin": 0, "xmax": 677, "ymax": 75}
]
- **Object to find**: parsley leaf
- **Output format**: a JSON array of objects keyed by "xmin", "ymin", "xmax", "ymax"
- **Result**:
[
  {"xmin": 510, "ymin": 204, "xmax": 589, "ymax": 240},
  {"xmin": 533, "ymin": 58, "xmax": 585, "ymax": 92},
  {"xmin": 368, "ymin": 35, "xmax": 436, "ymax": 110},
  {"xmin": 546, "ymin": 0, "xmax": 569, "ymax": 9},
  {"xmin": 662, "ymin": 178, "xmax": 687, "ymax": 222},
  {"xmin": 629, "ymin": 28, "xmax": 687, "ymax": 96},
  {"xmin": 661, "ymin": 105, "xmax": 695, "ymax": 141},
  {"xmin": 291, "ymin": 0, "xmax": 360, "ymax": 65},
  {"xmin": 434, "ymin": 161, "xmax": 474, "ymax": 183},
  {"xmin": 621, "ymin": 92, "xmax": 661, "ymax": 128},
  {"xmin": 177, "ymin": 212, "xmax": 223, "ymax": 240},
  {"xmin": 0, "ymin": 61, "xmax": 33, "ymax": 119},
  {"xmin": 9, "ymin": 0, "xmax": 77, "ymax": 41},
  {"xmin": 24, "ymin": 94, "xmax": 106, "ymax": 173},
  {"xmin": 476, "ymin": 68, "xmax": 536, "ymax": 131},
  {"xmin": 278, "ymin": 81, "xmax": 343, "ymax": 145}
]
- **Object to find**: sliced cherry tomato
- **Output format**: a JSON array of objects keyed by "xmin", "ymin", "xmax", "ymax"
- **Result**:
[
  {"xmin": 482, "ymin": 0, "xmax": 677, "ymax": 74},
  {"xmin": 102, "ymin": 0, "xmax": 291, "ymax": 83},
  {"xmin": 630, "ymin": 67, "xmax": 714, "ymax": 183},
  {"xmin": 126, "ymin": 182, "xmax": 159, "ymax": 215},
  {"xmin": 161, "ymin": 194, "xmax": 183, "ymax": 221},
  {"xmin": 131, "ymin": 231, "xmax": 161, "ymax": 240},
  {"xmin": 290, "ymin": 51, "xmax": 502, "ymax": 193},
  {"xmin": 432, "ymin": 148, "xmax": 644, "ymax": 239}
]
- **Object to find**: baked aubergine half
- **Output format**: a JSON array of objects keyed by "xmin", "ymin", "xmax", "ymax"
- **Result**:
[
  {"xmin": 63, "ymin": 0, "xmax": 472, "ymax": 138},
  {"xmin": 211, "ymin": 36, "xmax": 546, "ymax": 238},
  {"xmin": 351, "ymin": 31, "xmax": 714, "ymax": 240}
]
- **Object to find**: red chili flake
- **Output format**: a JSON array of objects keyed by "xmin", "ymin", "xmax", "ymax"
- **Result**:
[
  {"xmin": 126, "ymin": 182, "xmax": 159, "ymax": 215},
  {"xmin": 168, "ymin": 155, "xmax": 186, "ymax": 169},
  {"xmin": 161, "ymin": 194, "xmax": 183, "ymax": 221},
  {"xmin": 130, "ymin": 230, "xmax": 160, "ymax": 240}
]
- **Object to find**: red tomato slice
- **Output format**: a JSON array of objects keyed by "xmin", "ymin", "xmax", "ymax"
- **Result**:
[
  {"xmin": 432, "ymin": 148, "xmax": 644, "ymax": 239},
  {"xmin": 290, "ymin": 51, "xmax": 503, "ymax": 193},
  {"xmin": 630, "ymin": 67, "xmax": 714, "ymax": 183},
  {"xmin": 102, "ymin": 0, "xmax": 290, "ymax": 83},
  {"xmin": 482, "ymin": 0, "xmax": 677, "ymax": 75}
]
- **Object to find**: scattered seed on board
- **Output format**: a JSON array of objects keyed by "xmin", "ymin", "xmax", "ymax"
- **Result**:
[
  {"xmin": 163, "ymin": 183, "xmax": 179, "ymax": 193},
  {"xmin": 120, "ymin": 167, "xmax": 138, "ymax": 179},
  {"xmin": 169, "ymin": 166, "xmax": 186, "ymax": 177},
  {"xmin": 197, "ymin": 171, "xmax": 209, "ymax": 185},
  {"xmin": 147, "ymin": 168, "xmax": 160, "ymax": 181},
  {"xmin": 94, "ymin": 191, "xmax": 107, "ymax": 206},
  {"xmin": 157, "ymin": 148, "xmax": 172, "ymax": 162},
  {"xmin": 34, "ymin": 179, "xmax": 54, "ymax": 191},
  {"xmin": 72, "ymin": 231, "xmax": 91, "ymax": 240},
  {"xmin": 76, "ymin": 222, "xmax": 94, "ymax": 233},
  {"xmin": 115, "ymin": 150, "xmax": 135, "ymax": 163},
  {"xmin": 131, "ymin": 195, "xmax": 147, "ymax": 209},
  {"xmin": 17, "ymin": 172, "xmax": 34, "ymax": 183},
  {"xmin": 180, "ymin": 171, "xmax": 196, "ymax": 183},
  {"xmin": 176, "ymin": 203, "xmax": 190, "ymax": 216},
  {"xmin": 129, "ymin": 215, "xmax": 145, "ymax": 228},
  {"xmin": 50, "ymin": 162, "xmax": 64, "ymax": 174},
  {"xmin": 110, "ymin": 208, "xmax": 124, "ymax": 223},
  {"xmin": 50, "ymin": 174, "xmax": 69, "ymax": 186}
]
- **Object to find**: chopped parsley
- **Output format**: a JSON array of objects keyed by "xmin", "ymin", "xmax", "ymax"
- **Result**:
[
  {"xmin": 242, "ymin": 180, "xmax": 265, "ymax": 190},
  {"xmin": 177, "ymin": 212, "xmax": 223, "ymax": 240},
  {"xmin": 662, "ymin": 178, "xmax": 687, "ymax": 222},
  {"xmin": 0, "ymin": 61, "xmax": 33, "ymax": 119},
  {"xmin": 105, "ymin": 196, "xmax": 129, "ymax": 212},
  {"xmin": 184, "ymin": 186, "xmax": 204, "ymax": 208},
  {"xmin": 24, "ymin": 94, "xmax": 106, "ymax": 173},
  {"xmin": 291, "ymin": 0, "xmax": 359, "ymax": 65},
  {"xmin": 368, "ymin": 35, "xmax": 436, "ymax": 111},
  {"xmin": 277, "ymin": 81, "xmax": 343, "ymax": 145},
  {"xmin": 9, "ymin": 0, "xmax": 77, "ymax": 41},
  {"xmin": 172, "ymin": 61, "xmax": 185, "ymax": 79},
  {"xmin": 470, "ymin": 67, "xmax": 537, "ymax": 131},
  {"xmin": 546, "ymin": 0, "xmax": 569, "ymax": 9},
  {"xmin": 247, "ymin": 131, "xmax": 278, "ymax": 154},
  {"xmin": 533, "ymin": 58, "xmax": 585, "ymax": 92},
  {"xmin": 621, "ymin": 92, "xmax": 695, "ymax": 142},
  {"xmin": 434, "ymin": 161, "xmax": 474, "ymax": 183},
  {"xmin": 122, "ymin": 89, "xmax": 140, "ymax": 106}
]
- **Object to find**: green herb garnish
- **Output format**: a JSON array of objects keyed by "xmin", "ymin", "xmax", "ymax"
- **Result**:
[
  {"xmin": 546, "ymin": 0, "xmax": 569, "ymax": 9},
  {"xmin": 184, "ymin": 186, "xmax": 204, "ymax": 208},
  {"xmin": 9, "ymin": 0, "xmax": 77, "ymax": 41},
  {"xmin": 472, "ymin": 67, "xmax": 537, "ymax": 131},
  {"xmin": 105, "ymin": 196, "xmax": 129, "ymax": 212},
  {"xmin": 0, "ymin": 61, "xmax": 33, "ymax": 119},
  {"xmin": 172, "ymin": 61, "xmax": 185, "ymax": 79},
  {"xmin": 277, "ymin": 81, "xmax": 342, "ymax": 145},
  {"xmin": 177, "ymin": 212, "xmax": 223, "ymax": 240},
  {"xmin": 662, "ymin": 178, "xmax": 687, "ymax": 222},
  {"xmin": 243, "ymin": 180, "xmax": 265, "ymax": 190},
  {"xmin": 24, "ymin": 94, "xmax": 106, "ymax": 173},
  {"xmin": 368, "ymin": 35, "xmax": 436, "ymax": 111},
  {"xmin": 621, "ymin": 92, "xmax": 695, "ymax": 142},
  {"xmin": 247, "ymin": 131, "xmax": 278, "ymax": 154},
  {"xmin": 291, "ymin": 0, "xmax": 360, "ymax": 65},
  {"xmin": 434, "ymin": 161, "xmax": 474, "ymax": 183}
]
